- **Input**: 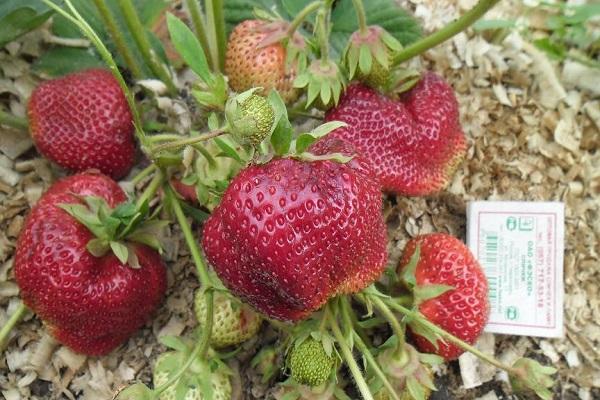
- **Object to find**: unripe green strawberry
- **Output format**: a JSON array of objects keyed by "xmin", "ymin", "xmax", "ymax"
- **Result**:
[
  {"xmin": 356, "ymin": 55, "xmax": 389, "ymax": 88},
  {"xmin": 153, "ymin": 351, "xmax": 232, "ymax": 400},
  {"xmin": 288, "ymin": 338, "xmax": 334, "ymax": 387},
  {"xmin": 194, "ymin": 290, "xmax": 262, "ymax": 348},
  {"xmin": 225, "ymin": 90, "xmax": 275, "ymax": 146}
]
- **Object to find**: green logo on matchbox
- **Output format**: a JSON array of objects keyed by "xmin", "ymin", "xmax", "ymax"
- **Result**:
[
  {"xmin": 506, "ymin": 217, "xmax": 517, "ymax": 231},
  {"xmin": 506, "ymin": 306, "xmax": 519, "ymax": 320}
]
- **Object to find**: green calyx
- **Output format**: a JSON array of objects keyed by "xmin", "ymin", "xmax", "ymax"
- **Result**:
[
  {"xmin": 294, "ymin": 59, "xmax": 346, "ymax": 110},
  {"xmin": 372, "ymin": 343, "xmax": 441, "ymax": 400},
  {"xmin": 153, "ymin": 337, "xmax": 233, "ymax": 400},
  {"xmin": 288, "ymin": 337, "xmax": 335, "ymax": 387},
  {"xmin": 225, "ymin": 89, "xmax": 276, "ymax": 147},
  {"xmin": 344, "ymin": 26, "xmax": 403, "ymax": 89},
  {"xmin": 509, "ymin": 358, "xmax": 557, "ymax": 400},
  {"xmin": 59, "ymin": 196, "xmax": 167, "ymax": 268}
]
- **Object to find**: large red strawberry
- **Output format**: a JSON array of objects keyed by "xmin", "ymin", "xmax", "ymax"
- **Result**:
[
  {"xmin": 28, "ymin": 69, "xmax": 136, "ymax": 179},
  {"xmin": 225, "ymin": 20, "xmax": 300, "ymax": 104},
  {"xmin": 398, "ymin": 233, "xmax": 489, "ymax": 360},
  {"xmin": 201, "ymin": 139, "xmax": 387, "ymax": 321},
  {"xmin": 325, "ymin": 72, "xmax": 466, "ymax": 196},
  {"xmin": 15, "ymin": 172, "xmax": 166, "ymax": 356}
]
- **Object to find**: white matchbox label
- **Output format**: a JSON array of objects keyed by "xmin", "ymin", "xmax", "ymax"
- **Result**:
[{"xmin": 466, "ymin": 201, "xmax": 564, "ymax": 338}]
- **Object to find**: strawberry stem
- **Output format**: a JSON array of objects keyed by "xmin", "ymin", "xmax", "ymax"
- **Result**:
[
  {"xmin": 0, "ymin": 109, "xmax": 28, "ymax": 131},
  {"xmin": 326, "ymin": 303, "xmax": 374, "ymax": 400},
  {"xmin": 369, "ymin": 295, "xmax": 408, "ymax": 363},
  {"xmin": 166, "ymin": 186, "xmax": 212, "ymax": 288},
  {"xmin": 287, "ymin": 1, "xmax": 323, "ymax": 36},
  {"xmin": 151, "ymin": 128, "xmax": 226, "ymax": 154},
  {"xmin": 117, "ymin": 0, "xmax": 177, "ymax": 93},
  {"xmin": 0, "ymin": 302, "xmax": 28, "ymax": 352},
  {"xmin": 91, "ymin": 0, "xmax": 143, "ymax": 79},
  {"xmin": 153, "ymin": 289, "xmax": 214, "ymax": 394},
  {"xmin": 130, "ymin": 164, "xmax": 157, "ymax": 186},
  {"xmin": 384, "ymin": 299, "xmax": 518, "ymax": 374},
  {"xmin": 315, "ymin": 0, "xmax": 333, "ymax": 65},
  {"xmin": 351, "ymin": 0, "xmax": 369, "ymax": 35},
  {"xmin": 204, "ymin": 0, "xmax": 226, "ymax": 72},
  {"xmin": 184, "ymin": 0, "xmax": 213, "ymax": 69},
  {"xmin": 352, "ymin": 331, "xmax": 401, "ymax": 400},
  {"xmin": 392, "ymin": 0, "xmax": 501, "ymax": 65},
  {"xmin": 135, "ymin": 170, "xmax": 164, "ymax": 210}
]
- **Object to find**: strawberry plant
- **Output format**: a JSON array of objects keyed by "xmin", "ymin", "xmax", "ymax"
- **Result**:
[{"xmin": 0, "ymin": 0, "xmax": 562, "ymax": 399}]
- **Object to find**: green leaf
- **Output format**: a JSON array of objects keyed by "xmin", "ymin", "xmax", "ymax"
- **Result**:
[
  {"xmin": 86, "ymin": 238, "xmax": 110, "ymax": 257},
  {"xmin": 269, "ymin": 90, "xmax": 294, "ymax": 156},
  {"xmin": 310, "ymin": 121, "xmax": 347, "ymax": 138},
  {"xmin": 213, "ymin": 137, "xmax": 244, "ymax": 163},
  {"xmin": 406, "ymin": 376, "xmax": 427, "ymax": 400},
  {"xmin": 401, "ymin": 244, "xmax": 420, "ymax": 288},
  {"xmin": 533, "ymin": 38, "xmax": 567, "ymax": 61},
  {"xmin": 0, "ymin": 1, "xmax": 53, "ymax": 47},
  {"xmin": 222, "ymin": 0, "xmax": 284, "ymax": 34},
  {"xmin": 159, "ymin": 335, "xmax": 189, "ymax": 352},
  {"xmin": 330, "ymin": 0, "xmax": 422, "ymax": 58},
  {"xmin": 295, "ymin": 134, "xmax": 317, "ymax": 154},
  {"xmin": 166, "ymin": 13, "xmax": 212, "ymax": 84},
  {"xmin": 413, "ymin": 284, "xmax": 454, "ymax": 302},
  {"xmin": 113, "ymin": 383, "xmax": 155, "ymax": 400},
  {"xmin": 180, "ymin": 201, "xmax": 210, "ymax": 223},
  {"xmin": 32, "ymin": 47, "xmax": 105, "ymax": 77},
  {"xmin": 110, "ymin": 241, "xmax": 129, "ymax": 265}
]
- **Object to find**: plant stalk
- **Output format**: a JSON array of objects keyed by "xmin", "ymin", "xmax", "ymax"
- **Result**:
[
  {"xmin": 327, "ymin": 304, "xmax": 374, "ymax": 400},
  {"xmin": 384, "ymin": 299, "xmax": 517, "ymax": 374},
  {"xmin": 130, "ymin": 164, "xmax": 157, "ymax": 186},
  {"xmin": 184, "ymin": 0, "xmax": 213, "ymax": 68},
  {"xmin": 370, "ymin": 296, "xmax": 406, "ymax": 356},
  {"xmin": 135, "ymin": 170, "xmax": 163, "ymax": 210},
  {"xmin": 166, "ymin": 186, "xmax": 212, "ymax": 288},
  {"xmin": 0, "ymin": 302, "xmax": 28, "ymax": 352},
  {"xmin": 392, "ymin": 0, "xmax": 502, "ymax": 65},
  {"xmin": 351, "ymin": 0, "xmax": 369, "ymax": 35},
  {"xmin": 352, "ymin": 332, "xmax": 400, "ymax": 400},
  {"xmin": 0, "ymin": 110, "xmax": 28, "ymax": 131},
  {"xmin": 288, "ymin": 1, "xmax": 323, "ymax": 36},
  {"xmin": 117, "ymin": 0, "xmax": 177, "ymax": 93},
  {"xmin": 204, "ymin": 0, "xmax": 226, "ymax": 72},
  {"xmin": 151, "ymin": 128, "xmax": 225, "ymax": 154},
  {"xmin": 153, "ymin": 289, "xmax": 214, "ymax": 394},
  {"xmin": 315, "ymin": 2, "xmax": 332, "ymax": 65},
  {"xmin": 91, "ymin": 0, "xmax": 144, "ymax": 79}
]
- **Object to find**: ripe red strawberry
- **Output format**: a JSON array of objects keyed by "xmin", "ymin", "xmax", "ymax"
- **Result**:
[
  {"xmin": 398, "ymin": 233, "xmax": 489, "ymax": 360},
  {"xmin": 15, "ymin": 172, "xmax": 167, "ymax": 356},
  {"xmin": 28, "ymin": 69, "xmax": 136, "ymax": 179},
  {"xmin": 325, "ymin": 72, "xmax": 466, "ymax": 196},
  {"xmin": 201, "ymin": 139, "xmax": 387, "ymax": 321},
  {"xmin": 225, "ymin": 20, "xmax": 299, "ymax": 104}
]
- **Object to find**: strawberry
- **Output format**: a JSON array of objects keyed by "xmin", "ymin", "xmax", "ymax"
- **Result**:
[
  {"xmin": 194, "ymin": 289, "xmax": 262, "ymax": 348},
  {"xmin": 225, "ymin": 19, "xmax": 300, "ymax": 104},
  {"xmin": 397, "ymin": 233, "xmax": 489, "ymax": 360},
  {"xmin": 15, "ymin": 172, "xmax": 167, "ymax": 356},
  {"xmin": 201, "ymin": 139, "xmax": 387, "ymax": 321},
  {"xmin": 324, "ymin": 72, "xmax": 467, "ymax": 196},
  {"xmin": 27, "ymin": 68, "xmax": 136, "ymax": 179},
  {"xmin": 288, "ymin": 337, "xmax": 335, "ymax": 387}
]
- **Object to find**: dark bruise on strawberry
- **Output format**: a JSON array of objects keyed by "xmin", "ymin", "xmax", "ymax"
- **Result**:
[
  {"xmin": 15, "ymin": 173, "xmax": 167, "ymax": 356},
  {"xmin": 225, "ymin": 20, "xmax": 299, "ymax": 104},
  {"xmin": 325, "ymin": 72, "xmax": 467, "ymax": 196},
  {"xmin": 28, "ymin": 69, "xmax": 136, "ymax": 179},
  {"xmin": 399, "ymin": 233, "xmax": 489, "ymax": 360},
  {"xmin": 201, "ymin": 139, "xmax": 387, "ymax": 321}
]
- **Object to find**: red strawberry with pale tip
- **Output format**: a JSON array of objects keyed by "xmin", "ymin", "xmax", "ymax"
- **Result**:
[
  {"xmin": 201, "ymin": 139, "xmax": 387, "ymax": 321},
  {"xmin": 324, "ymin": 72, "xmax": 466, "ymax": 196},
  {"xmin": 225, "ymin": 19, "xmax": 300, "ymax": 104},
  {"xmin": 28, "ymin": 68, "xmax": 136, "ymax": 179},
  {"xmin": 15, "ymin": 172, "xmax": 167, "ymax": 356},
  {"xmin": 398, "ymin": 233, "xmax": 489, "ymax": 360}
]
